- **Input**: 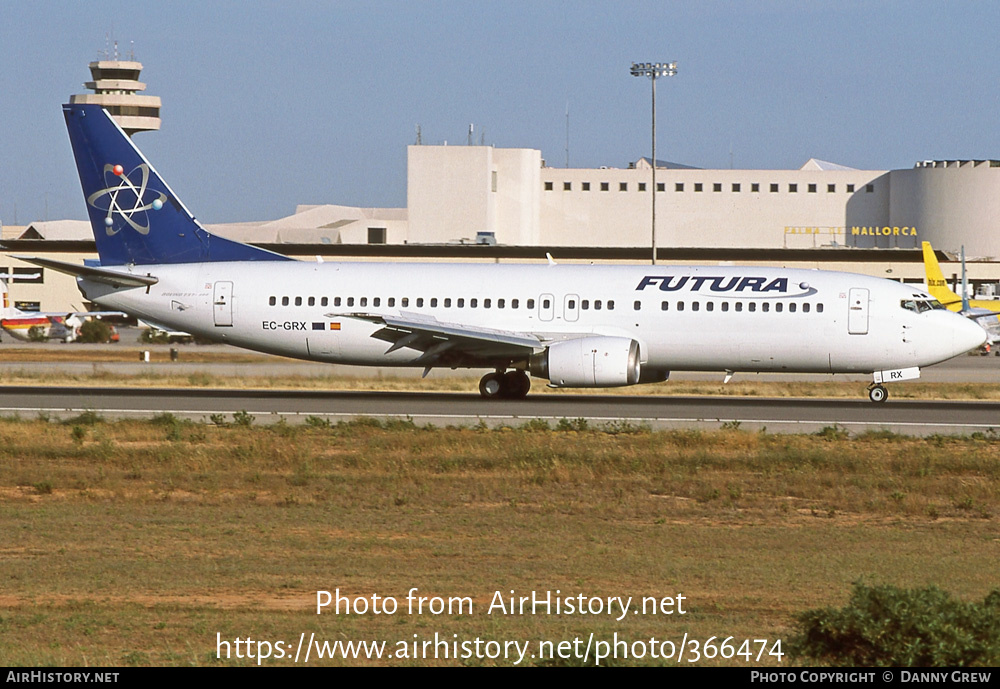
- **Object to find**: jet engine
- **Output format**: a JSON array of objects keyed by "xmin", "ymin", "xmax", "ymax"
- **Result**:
[{"xmin": 529, "ymin": 336, "xmax": 641, "ymax": 387}]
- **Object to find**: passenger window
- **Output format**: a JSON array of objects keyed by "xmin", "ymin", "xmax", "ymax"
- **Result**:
[
  {"xmin": 360, "ymin": 297, "xmax": 367, "ymax": 307},
  {"xmin": 321, "ymin": 297, "xmax": 329, "ymax": 307},
  {"xmin": 498, "ymin": 299, "xmax": 505, "ymax": 309},
  {"xmin": 540, "ymin": 299, "xmax": 547, "ymax": 309},
  {"xmin": 661, "ymin": 301, "xmax": 669, "ymax": 311},
  {"xmin": 527, "ymin": 299, "xmax": 534, "ymax": 309},
  {"xmin": 430, "ymin": 298, "xmax": 438, "ymax": 307},
  {"xmin": 692, "ymin": 301, "xmax": 700, "ymax": 312},
  {"xmin": 677, "ymin": 301, "xmax": 684, "ymax": 311},
  {"xmin": 334, "ymin": 297, "xmax": 341, "ymax": 307},
  {"xmin": 817, "ymin": 303, "xmax": 824, "ymax": 313},
  {"xmin": 803, "ymin": 303, "xmax": 810, "ymax": 313},
  {"xmin": 388, "ymin": 297, "xmax": 395, "ymax": 307},
  {"xmin": 748, "ymin": 302, "xmax": 757, "ymax": 312},
  {"xmin": 634, "ymin": 300, "xmax": 641, "ymax": 311},
  {"xmin": 721, "ymin": 302, "xmax": 729, "ymax": 312},
  {"xmin": 607, "ymin": 300, "xmax": 615, "ymax": 310},
  {"xmin": 347, "ymin": 297, "xmax": 355, "ymax": 307},
  {"xmin": 512, "ymin": 299, "xmax": 519, "ymax": 309},
  {"xmin": 457, "ymin": 298, "xmax": 464, "ymax": 308},
  {"xmin": 269, "ymin": 296, "xmax": 276, "ymax": 306},
  {"xmin": 471, "ymin": 298, "xmax": 478, "ymax": 308},
  {"xmin": 402, "ymin": 298, "xmax": 409, "ymax": 307},
  {"xmin": 789, "ymin": 302, "xmax": 796, "ymax": 313},
  {"xmin": 485, "ymin": 299, "xmax": 492, "ymax": 308},
  {"xmin": 444, "ymin": 298, "xmax": 451, "ymax": 307},
  {"xmin": 295, "ymin": 296, "xmax": 302, "ymax": 306},
  {"xmin": 308, "ymin": 296, "xmax": 315, "ymax": 306},
  {"xmin": 762, "ymin": 302, "xmax": 769, "ymax": 312},
  {"xmin": 735, "ymin": 302, "xmax": 742, "ymax": 312},
  {"xmin": 569, "ymin": 300, "xmax": 577, "ymax": 310},
  {"xmin": 373, "ymin": 297, "xmax": 380, "ymax": 307},
  {"xmin": 706, "ymin": 302, "xmax": 714, "ymax": 312},
  {"xmin": 417, "ymin": 298, "xmax": 424, "ymax": 307},
  {"xmin": 582, "ymin": 300, "xmax": 589, "ymax": 310},
  {"xmin": 775, "ymin": 303, "xmax": 782, "ymax": 312},
  {"xmin": 594, "ymin": 300, "xmax": 602, "ymax": 310}
]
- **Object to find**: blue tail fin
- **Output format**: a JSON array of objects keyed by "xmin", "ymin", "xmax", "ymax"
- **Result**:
[{"xmin": 62, "ymin": 103, "xmax": 291, "ymax": 266}]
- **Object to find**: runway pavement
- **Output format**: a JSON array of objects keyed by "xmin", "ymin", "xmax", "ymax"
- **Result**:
[
  {"xmin": 2, "ymin": 333, "xmax": 1000, "ymax": 382},
  {"xmin": 2, "ymin": 329, "xmax": 999, "ymax": 434},
  {"xmin": 2, "ymin": 385, "xmax": 999, "ymax": 436}
]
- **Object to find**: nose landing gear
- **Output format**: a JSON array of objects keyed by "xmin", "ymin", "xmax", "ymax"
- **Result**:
[
  {"xmin": 479, "ymin": 369, "xmax": 531, "ymax": 399},
  {"xmin": 867, "ymin": 384, "xmax": 888, "ymax": 403}
]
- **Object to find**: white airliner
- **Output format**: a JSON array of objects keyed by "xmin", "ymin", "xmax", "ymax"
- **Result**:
[
  {"xmin": 20, "ymin": 104, "xmax": 986, "ymax": 402},
  {"xmin": 0, "ymin": 273, "xmax": 120, "ymax": 342}
]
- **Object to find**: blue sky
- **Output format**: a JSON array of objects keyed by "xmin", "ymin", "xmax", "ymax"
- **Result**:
[{"xmin": 2, "ymin": 1, "xmax": 998, "ymax": 224}]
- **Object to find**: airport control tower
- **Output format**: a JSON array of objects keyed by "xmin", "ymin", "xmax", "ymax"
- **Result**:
[{"xmin": 68, "ymin": 43, "xmax": 161, "ymax": 137}]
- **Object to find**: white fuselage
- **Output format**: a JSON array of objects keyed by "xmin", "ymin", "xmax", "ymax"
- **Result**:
[{"xmin": 77, "ymin": 261, "xmax": 985, "ymax": 378}]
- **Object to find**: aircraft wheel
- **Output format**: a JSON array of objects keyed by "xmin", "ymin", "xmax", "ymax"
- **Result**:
[
  {"xmin": 868, "ymin": 385, "xmax": 888, "ymax": 403},
  {"xmin": 501, "ymin": 370, "xmax": 531, "ymax": 399},
  {"xmin": 479, "ymin": 372, "xmax": 503, "ymax": 399}
]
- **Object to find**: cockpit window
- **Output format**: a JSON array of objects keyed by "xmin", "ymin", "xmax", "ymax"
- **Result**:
[{"xmin": 902, "ymin": 299, "xmax": 946, "ymax": 313}]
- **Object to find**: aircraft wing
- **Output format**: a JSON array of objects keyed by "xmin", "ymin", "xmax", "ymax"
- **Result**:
[
  {"xmin": 331, "ymin": 311, "xmax": 546, "ymax": 365},
  {"xmin": 963, "ymin": 310, "xmax": 1000, "ymax": 321}
]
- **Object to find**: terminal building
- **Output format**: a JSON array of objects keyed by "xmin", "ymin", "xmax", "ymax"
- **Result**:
[
  {"xmin": 408, "ymin": 147, "xmax": 1000, "ymax": 257},
  {"xmin": 3, "ymin": 55, "xmax": 1000, "ymax": 313}
]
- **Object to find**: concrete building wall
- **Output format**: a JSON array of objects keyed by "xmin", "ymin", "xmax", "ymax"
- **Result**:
[
  {"xmin": 889, "ymin": 162, "xmax": 1000, "ymax": 258},
  {"xmin": 407, "ymin": 146, "xmax": 495, "ymax": 243},
  {"xmin": 538, "ymin": 167, "xmax": 893, "ymax": 249},
  {"xmin": 493, "ymin": 148, "xmax": 541, "ymax": 246}
]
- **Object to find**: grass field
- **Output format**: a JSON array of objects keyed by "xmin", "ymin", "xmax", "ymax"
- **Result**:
[{"xmin": 1, "ymin": 414, "xmax": 998, "ymax": 666}]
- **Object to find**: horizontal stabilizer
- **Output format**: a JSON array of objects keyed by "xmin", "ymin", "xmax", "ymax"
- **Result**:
[{"xmin": 13, "ymin": 256, "xmax": 159, "ymax": 288}]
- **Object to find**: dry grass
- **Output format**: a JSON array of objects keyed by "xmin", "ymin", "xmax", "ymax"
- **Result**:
[{"xmin": 0, "ymin": 416, "xmax": 998, "ymax": 665}]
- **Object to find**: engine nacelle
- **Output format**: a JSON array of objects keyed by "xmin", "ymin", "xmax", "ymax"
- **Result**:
[{"xmin": 529, "ymin": 336, "xmax": 641, "ymax": 387}]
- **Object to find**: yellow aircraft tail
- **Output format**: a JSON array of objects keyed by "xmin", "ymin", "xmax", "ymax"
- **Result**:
[{"xmin": 921, "ymin": 241, "xmax": 962, "ymax": 308}]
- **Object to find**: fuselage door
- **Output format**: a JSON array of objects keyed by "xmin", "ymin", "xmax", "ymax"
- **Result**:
[
  {"xmin": 564, "ymin": 294, "xmax": 580, "ymax": 322},
  {"xmin": 539, "ymin": 293, "xmax": 555, "ymax": 322},
  {"xmin": 847, "ymin": 287, "xmax": 869, "ymax": 335},
  {"xmin": 213, "ymin": 281, "xmax": 234, "ymax": 327}
]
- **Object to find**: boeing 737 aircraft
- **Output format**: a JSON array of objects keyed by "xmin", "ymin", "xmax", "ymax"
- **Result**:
[
  {"xmin": 921, "ymin": 241, "xmax": 1000, "ymax": 347},
  {"xmin": 18, "ymin": 104, "xmax": 986, "ymax": 402}
]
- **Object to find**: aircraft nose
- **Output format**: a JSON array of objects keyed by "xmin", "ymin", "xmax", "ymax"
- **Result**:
[{"xmin": 953, "ymin": 313, "xmax": 987, "ymax": 355}]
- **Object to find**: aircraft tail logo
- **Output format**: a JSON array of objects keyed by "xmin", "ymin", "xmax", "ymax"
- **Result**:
[
  {"xmin": 86, "ymin": 163, "xmax": 167, "ymax": 236},
  {"xmin": 921, "ymin": 241, "xmax": 961, "ymax": 304},
  {"xmin": 63, "ymin": 103, "xmax": 290, "ymax": 266}
]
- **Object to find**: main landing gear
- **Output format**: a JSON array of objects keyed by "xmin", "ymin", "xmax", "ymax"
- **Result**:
[
  {"xmin": 867, "ymin": 384, "xmax": 888, "ymax": 403},
  {"xmin": 479, "ymin": 369, "xmax": 531, "ymax": 399}
]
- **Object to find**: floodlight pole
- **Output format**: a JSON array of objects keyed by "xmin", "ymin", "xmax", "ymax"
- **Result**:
[{"xmin": 630, "ymin": 61, "xmax": 677, "ymax": 265}]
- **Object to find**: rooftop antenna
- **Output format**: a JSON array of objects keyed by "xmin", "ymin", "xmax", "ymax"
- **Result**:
[
  {"xmin": 565, "ymin": 101, "xmax": 570, "ymax": 168},
  {"xmin": 468, "ymin": 123, "xmax": 474, "ymax": 146},
  {"xmin": 415, "ymin": 124, "xmax": 422, "ymax": 145}
]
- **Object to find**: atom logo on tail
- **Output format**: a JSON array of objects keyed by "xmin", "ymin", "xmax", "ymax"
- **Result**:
[{"xmin": 86, "ymin": 163, "xmax": 166, "ymax": 236}]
